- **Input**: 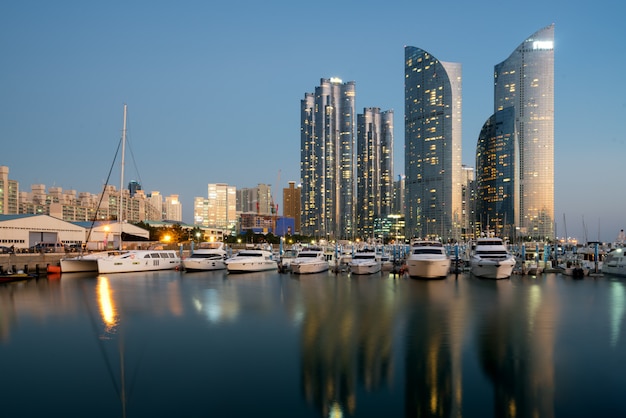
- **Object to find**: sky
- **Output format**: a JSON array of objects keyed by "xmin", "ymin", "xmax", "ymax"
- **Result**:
[{"xmin": 2, "ymin": 0, "xmax": 625, "ymax": 243}]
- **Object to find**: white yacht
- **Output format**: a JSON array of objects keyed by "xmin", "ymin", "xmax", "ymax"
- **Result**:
[
  {"xmin": 225, "ymin": 249, "xmax": 278, "ymax": 273},
  {"xmin": 290, "ymin": 247, "xmax": 329, "ymax": 274},
  {"xmin": 96, "ymin": 249, "xmax": 182, "ymax": 274},
  {"xmin": 470, "ymin": 237, "xmax": 516, "ymax": 279},
  {"xmin": 406, "ymin": 240, "xmax": 451, "ymax": 279},
  {"xmin": 182, "ymin": 242, "xmax": 227, "ymax": 272},
  {"xmin": 349, "ymin": 248, "xmax": 381, "ymax": 275},
  {"xmin": 601, "ymin": 247, "xmax": 626, "ymax": 277}
]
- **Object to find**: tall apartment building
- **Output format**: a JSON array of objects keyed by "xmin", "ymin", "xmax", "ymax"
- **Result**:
[
  {"xmin": 0, "ymin": 166, "xmax": 19, "ymax": 215},
  {"xmin": 404, "ymin": 47, "xmax": 463, "ymax": 241},
  {"xmin": 237, "ymin": 184, "xmax": 273, "ymax": 215},
  {"xmin": 164, "ymin": 194, "xmax": 182, "ymax": 221},
  {"xmin": 147, "ymin": 191, "xmax": 164, "ymax": 220},
  {"xmin": 194, "ymin": 183, "xmax": 237, "ymax": 231},
  {"xmin": 300, "ymin": 78, "xmax": 356, "ymax": 240},
  {"xmin": 356, "ymin": 107, "xmax": 394, "ymax": 240},
  {"xmin": 283, "ymin": 181, "xmax": 301, "ymax": 234},
  {"xmin": 476, "ymin": 24, "xmax": 555, "ymax": 239}
]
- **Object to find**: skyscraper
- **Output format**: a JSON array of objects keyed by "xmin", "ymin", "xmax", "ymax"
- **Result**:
[
  {"xmin": 356, "ymin": 107, "xmax": 394, "ymax": 239},
  {"xmin": 477, "ymin": 24, "xmax": 554, "ymax": 239},
  {"xmin": 300, "ymin": 78, "xmax": 356, "ymax": 240},
  {"xmin": 404, "ymin": 47, "xmax": 463, "ymax": 241},
  {"xmin": 475, "ymin": 107, "xmax": 516, "ymax": 236}
]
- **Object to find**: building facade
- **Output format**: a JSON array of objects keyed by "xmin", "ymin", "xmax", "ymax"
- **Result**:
[
  {"xmin": 404, "ymin": 47, "xmax": 463, "ymax": 241},
  {"xmin": 356, "ymin": 107, "xmax": 394, "ymax": 240},
  {"xmin": 193, "ymin": 183, "xmax": 237, "ymax": 231},
  {"xmin": 164, "ymin": 194, "xmax": 182, "ymax": 221},
  {"xmin": 486, "ymin": 24, "xmax": 555, "ymax": 240},
  {"xmin": 0, "ymin": 166, "xmax": 19, "ymax": 215},
  {"xmin": 283, "ymin": 181, "xmax": 301, "ymax": 234},
  {"xmin": 300, "ymin": 78, "xmax": 356, "ymax": 240},
  {"xmin": 475, "ymin": 107, "xmax": 516, "ymax": 237}
]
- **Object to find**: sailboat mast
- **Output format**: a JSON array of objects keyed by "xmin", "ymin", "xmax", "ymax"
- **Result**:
[{"xmin": 119, "ymin": 104, "xmax": 127, "ymax": 251}]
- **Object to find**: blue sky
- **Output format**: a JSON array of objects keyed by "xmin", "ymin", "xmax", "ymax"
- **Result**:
[{"xmin": 2, "ymin": 0, "xmax": 625, "ymax": 242}]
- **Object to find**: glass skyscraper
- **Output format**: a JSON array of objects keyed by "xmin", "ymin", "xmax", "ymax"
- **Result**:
[
  {"xmin": 404, "ymin": 47, "xmax": 463, "ymax": 241},
  {"xmin": 300, "ymin": 78, "xmax": 356, "ymax": 240},
  {"xmin": 356, "ymin": 108, "xmax": 394, "ymax": 239},
  {"xmin": 480, "ymin": 24, "xmax": 555, "ymax": 240},
  {"xmin": 476, "ymin": 107, "xmax": 517, "ymax": 237}
]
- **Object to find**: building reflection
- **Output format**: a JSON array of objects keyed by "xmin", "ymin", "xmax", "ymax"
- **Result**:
[
  {"xmin": 298, "ymin": 277, "xmax": 400, "ymax": 416},
  {"xmin": 403, "ymin": 279, "xmax": 467, "ymax": 417},
  {"xmin": 476, "ymin": 277, "xmax": 557, "ymax": 418}
]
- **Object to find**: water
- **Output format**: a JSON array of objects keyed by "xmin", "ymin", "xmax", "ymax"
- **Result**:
[{"xmin": 1, "ymin": 270, "xmax": 625, "ymax": 418}]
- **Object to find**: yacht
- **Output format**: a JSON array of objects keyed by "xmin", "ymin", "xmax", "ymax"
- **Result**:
[
  {"xmin": 290, "ymin": 246, "xmax": 329, "ymax": 274},
  {"xmin": 182, "ymin": 242, "xmax": 227, "ymax": 272},
  {"xmin": 349, "ymin": 248, "xmax": 381, "ymax": 275},
  {"xmin": 96, "ymin": 249, "xmax": 182, "ymax": 274},
  {"xmin": 470, "ymin": 237, "xmax": 516, "ymax": 279},
  {"xmin": 601, "ymin": 247, "xmax": 626, "ymax": 277},
  {"xmin": 225, "ymin": 248, "xmax": 278, "ymax": 273},
  {"xmin": 406, "ymin": 240, "xmax": 451, "ymax": 279}
]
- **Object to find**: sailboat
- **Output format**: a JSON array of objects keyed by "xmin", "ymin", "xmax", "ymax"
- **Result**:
[{"xmin": 61, "ymin": 105, "xmax": 181, "ymax": 274}]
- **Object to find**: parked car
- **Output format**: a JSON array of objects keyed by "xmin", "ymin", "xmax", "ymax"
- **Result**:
[
  {"xmin": 28, "ymin": 242, "xmax": 66, "ymax": 253},
  {"xmin": 0, "ymin": 245, "xmax": 12, "ymax": 254}
]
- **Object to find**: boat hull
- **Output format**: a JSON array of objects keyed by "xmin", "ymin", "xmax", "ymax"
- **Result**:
[
  {"xmin": 226, "ymin": 261, "xmax": 277, "ymax": 273},
  {"xmin": 97, "ymin": 250, "xmax": 181, "ymax": 274},
  {"xmin": 470, "ymin": 258, "xmax": 516, "ymax": 279},
  {"xmin": 349, "ymin": 262, "xmax": 381, "ymax": 275},
  {"xmin": 406, "ymin": 258, "xmax": 451, "ymax": 279},
  {"xmin": 182, "ymin": 259, "xmax": 226, "ymax": 272},
  {"xmin": 291, "ymin": 261, "xmax": 329, "ymax": 274},
  {"xmin": 60, "ymin": 258, "xmax": 99, "ymax": 273}
]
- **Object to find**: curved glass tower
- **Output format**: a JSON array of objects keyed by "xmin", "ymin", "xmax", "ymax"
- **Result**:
[
  {"xmin": 476, "ymin": 107, "xmax": 517, "ymax": 237},
  {"xmin": 404, "ymin": 46, "xmax": 462, "ymax": 241},
  {"xmin": 494, "ymin": 24, "xmax": 554, "ymax": 240}
]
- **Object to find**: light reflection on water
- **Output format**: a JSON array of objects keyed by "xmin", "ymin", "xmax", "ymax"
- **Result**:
[{"xmin": 1, "ymin": 270, "xmax": 626, "ymax": 417}]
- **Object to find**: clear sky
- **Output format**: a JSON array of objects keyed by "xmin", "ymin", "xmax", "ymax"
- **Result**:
[{"xmin": 2, "ymin": 0, "xmax": 625, "ymax": 243}]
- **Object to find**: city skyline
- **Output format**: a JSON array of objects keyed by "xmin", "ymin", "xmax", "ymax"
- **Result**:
[{"xmin": 2, "ymin": 1, "xmax": 625, "ymax": 242}]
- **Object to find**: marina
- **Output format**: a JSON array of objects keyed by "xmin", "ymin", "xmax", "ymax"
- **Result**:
[{"xmin": 2, "ymin": 268, "xmax": 626, "ymax": 417}]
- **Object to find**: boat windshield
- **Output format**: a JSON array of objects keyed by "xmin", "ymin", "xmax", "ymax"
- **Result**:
[{"xmin": 413, "ymin": 248, "xmax": 444, "ymax": 255}]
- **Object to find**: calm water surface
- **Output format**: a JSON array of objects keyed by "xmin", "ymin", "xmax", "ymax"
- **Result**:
[{"xmin": 1, "ymin": 270, "xmax": 625, "ymax": 417}]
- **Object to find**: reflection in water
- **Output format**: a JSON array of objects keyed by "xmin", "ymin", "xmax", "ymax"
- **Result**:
[
  {"xmin": 299, "ymin": 277, "xmax": 400, "ymax": 417},
  {"xmin": 97, "ymin": 277, "xmax": 118, "ymax": 335},
  {"xmin": 404, "ymin": 279, "xmax": 465, "ymax": 417},
  {"xmin": 3, "ymin": 272, "xmax": 626, "ymax": 417},
  {"xmin": 477, "ymin": 277, "xmax": 557, "ymax": 418},
  {"xmin": 609, "ymin": 281, "xmax": 625, "ymax": 347}
]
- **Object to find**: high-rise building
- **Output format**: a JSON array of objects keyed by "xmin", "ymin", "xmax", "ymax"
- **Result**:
[
  {"xmin": 164, "ymin": 194, "xmax": 182, "ymax": 221},
  {"xmin": 476, "ymin": 107, "xmax": 516, "ymax": 237},
  {"xmin": 300, "ymin": 78, "xmax": 356, "ymax": 240},
  {"xmin": 197, "ymin": 183, "xmax": 236, "ymax": 231},
  {"xmin": 0, "ymin": 166, "xmax": 19, "ymax": 215},
  {"xmin": 283, "ymin": 181, "xmax": 301, "ymax": 234},
  {"xmin": 237, "ymin": 184, "xmax": 273, "ymax": 215},
  {"xmin": 356, "ymin": 107, "xmax": 394, "ymax": 240},
  {"xmin": 477, "ymin": 24, "xmax": 554, "ymax": 240},
  {"xmin": 404, "ymin": 47, "xmax": 463, "ymax": 241}
]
